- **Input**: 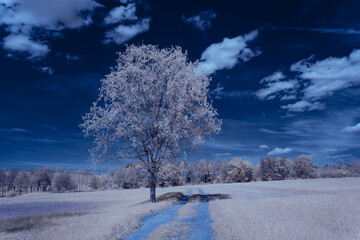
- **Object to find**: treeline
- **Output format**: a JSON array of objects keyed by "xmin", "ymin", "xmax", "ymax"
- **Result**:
[
  {"xmin": 1, "ymin": 155, "xmax": 360, "ymax": 197},
  {"xmin": 111, "ymin": 155, "xmax": 360, "ymax": 188},
  {"xmin": 0, "ymin": 167, "xmax": 106, "ymax": 197}
]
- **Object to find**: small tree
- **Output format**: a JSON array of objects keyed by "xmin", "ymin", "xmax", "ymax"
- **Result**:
[
  {"xmin": 90, "ymin": 175, "xmax": 100, "ymax": 190},
  {"xmin": 7, "ymin": 168, "xmax": 19, "ymax": 191},
  {"xmin": 52, "ymin": 171, "xmax": 77, "ymax": 192},
  {"xmin": 158, "ymin": 163, "xmax": 181, "ymax": 187},
  {"xmin": 260, "ymin": 157, "xmax": 273, "ymax": 181},
  {"xmin": 31, "ymin": 167, "xmax": 53, "ymax": 191},
  {"xmin": 293, "ymin": 154, "xmax": 317, "ymax": 179},
  {"xmin": 0, "ymin": 170, "xmax": 7, "ymax": 197},
  {"xmin": 14, "ymin": 171, "xmax": 30, "ymax": 194},
  {"xmin": 81, "ymin": 44, "xmax": 221, "ymax": 202}
]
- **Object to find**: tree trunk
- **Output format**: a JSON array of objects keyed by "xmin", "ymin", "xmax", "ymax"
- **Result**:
[{"xmin": 149, "ymin": 171, "xmax": 156, "ymax": 203}]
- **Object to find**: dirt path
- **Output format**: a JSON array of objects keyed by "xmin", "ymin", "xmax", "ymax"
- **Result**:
[
  {"xmin": 182, "ymin": 189, "xmax": 213, "ymax": 240},
  {"xmin": 125, "ymin": 189, "xmax": 213, "ymax": 240}
]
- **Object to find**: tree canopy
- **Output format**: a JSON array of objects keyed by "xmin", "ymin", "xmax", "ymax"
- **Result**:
[{"xmin": 81, "ymin": 44, "xmax": 221, "ymax": 201}]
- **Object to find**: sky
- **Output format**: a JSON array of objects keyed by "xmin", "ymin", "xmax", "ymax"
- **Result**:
[{"xmin": 0, "ymin": 0, "xmax": 360, "ymax": 170}]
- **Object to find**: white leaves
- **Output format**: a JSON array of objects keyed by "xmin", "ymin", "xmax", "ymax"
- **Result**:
[{"xmin": 81, "ymin": 44, "xmax": 221, "ymax": 164}]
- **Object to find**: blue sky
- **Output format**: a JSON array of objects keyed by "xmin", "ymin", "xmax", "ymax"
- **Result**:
[{"xmin": 0, "ymin": 0, "xmax": 360, "ymax": 169}]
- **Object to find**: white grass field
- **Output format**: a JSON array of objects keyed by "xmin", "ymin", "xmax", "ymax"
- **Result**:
[{"xmin": 1, "ymin": 177, "xmax": 359, "ymax": 240}]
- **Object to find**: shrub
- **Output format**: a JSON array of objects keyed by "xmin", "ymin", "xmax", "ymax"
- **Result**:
[{"xmin": 6, "ymin": 191, "xmax": 17, "ymax": 198}]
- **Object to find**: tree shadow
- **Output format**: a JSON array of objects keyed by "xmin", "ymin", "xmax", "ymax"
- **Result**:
[
  {"xmin": 188, "ymin": 193, "xmax": 231, "ymax": 202},
  {"xmin": 0, "ymin": 212, "xmax": 88, "ymax": 233}
]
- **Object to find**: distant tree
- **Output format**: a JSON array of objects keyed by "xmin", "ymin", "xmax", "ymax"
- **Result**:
[
  {"xmin": 112, "ymin": 167, "xmax": 126, "ymax": 188},
  {"xmin": 52, "ymin": 171, "xmax": 77, "ymax": 192},
  {"xmin": 254, "ymin": 163, "xmax": 261, "ymax": 181},
  {"xmin": 30, "ymin": 167, "xmax": 54, "ymax": 191},
  {"xmin": 90, "ymin": 175, "xmax": 100, "ymax": 190},
  {"xmin": 81, "ymin": 44, "xmax": 221, "ymax": 202},
  {"xmin": 260, "ymin": 157, "xmax": 273, "ymax": 181},
  {"xmin": 0, "ymin": 169, "xmax": 7, "ymax": 197},
  {"xmin": 14, "ymin": 171, "xmax": 30, "ymax": 194},
  {"xmin": 199, "ymin": 160, "xmax": 213, "ymax": 183},
  {"xmin": 7, "ymin": 168, "xmax": 19, "ymax": 191},
  {"xmin": 351, "ymin": 159, "xmax": 360, "ymax": 175},
  {"xmin": 273, "ymin": 157, "xmax": 290, "ymax": 180},
  {"xmin": 74, "ymin": 170, "xmax": 92, "ymax": 192},
  {"xmin": 227, "ymin": 157, "xmax": 245, "ymax": 182},
  {"xmin": 242, "ymin": 159, "xmax": 254, "ymax": 182},
  {"xmin": 178, "ymin": 160, "xmax": 191, "ymax": 185},
  {"xmin": 158, "ymin": 163, "xmax": 181, "ymax": 187},
  {"xmin": 212, "ymin": 160, "xmax": 229, "ymax": 183},
  {"xmin": 190, "ymin": 160, "xmax": 212, "ymax": 184},
  {"xmin": 227, "ymin": 158, "xmax": 254, "ymax": 182},
  {"xmin": 293, "ymin": 154, "xmax": 317, "ymax": 179},
  {"xmin": 335, "ymin": 158, "xmax": 344, "ymax": 169},
  {"xmin": 120, "ymin": 163, "xmax": 147, "ymax": 189}
]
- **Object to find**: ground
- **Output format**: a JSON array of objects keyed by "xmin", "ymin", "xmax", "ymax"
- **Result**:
[{"xmin": 1, "ymin": 177, "xmax": 359, "ymax": 240}]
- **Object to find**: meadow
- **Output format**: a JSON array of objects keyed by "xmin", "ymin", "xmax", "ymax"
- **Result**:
[{"xmin": 0, "ymin": 177, "xmax": 359, "ymax": 240}]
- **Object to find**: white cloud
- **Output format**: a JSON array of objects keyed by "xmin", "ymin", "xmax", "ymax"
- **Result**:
[
  {"xmin": 0, "ymin": 0, "xmax": 100, "ymax": 30},
  {"xmin": 103, "ymin": 2, "xmax": 150, "ymax": 45},
  {"xmin": 213, "ymin": 153, "xmax": 231, "ymax": 156},
  {"xmin": 256, "ymin": 80, "xmax": 297, "ymax": 100},
  {"xmin": 3, "ymin": 34, "xmax": 49, "ymax": 58},
  {"xmin": 274, "ymin": 26, "xmax": 360, "ymax": 35},
  {"xmin": 280, "ymin": 94, "xmax": 297, "ymax": 100},
  {"xmin": 341, "ymin": 123, "xmax": 360, "ymax": 133},
  {"xmin": 182, "ymin": 10, "xmax": 216, "ymax": 31},
  {"xmin": 257, "ymin": 49, "xmax": 360, "ymax": 112},
  {"xmin": 291, "ymin": 49, "xmax": 360, "ymax": 100},
  {"xmin": 259, "ymin": 144, "xmax": 269, "ymax": 149},
  {"xmin": 199, "ymin": 30, "xmax": 260, "ymax": 73},
  {"xmin": 38, "ymin": 66, "xmax": 54, "ymax": 75},
  {"xmin": 104, "ymin": 4, "xmax": 137, "ymax": 24},
  {"xmin": 281, "ymin": 100, "xmax": 324, "ymax": 112},
  {"xmin": 103, "ymin": 18, "xmax": 150, "ymax": 44},
  {"xmin": 267, "ymin": 147, "xmax": 292, "ymax": 155},
  {"xmin": 65, "ymin": 54, "xmax": 79, "ymax": 61},
  {"xmin": 0, "ymin": 127, "xmax": 28, "ymax": 133},
  {"xmin": 260, "ymin": 71, "xmax": 285, "ymax": 83},
  {"xmin": 0, "ymin": 0, "xmax": 101, "ymax": 58},
  {"xmin": 325, "ymin": 154, "xmax": 352, "ymax": 159}
]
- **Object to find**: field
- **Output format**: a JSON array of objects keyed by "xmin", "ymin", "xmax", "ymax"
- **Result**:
[{"xmin": 1, "ymin": 177, "xmax": 359, "ymax": 240}]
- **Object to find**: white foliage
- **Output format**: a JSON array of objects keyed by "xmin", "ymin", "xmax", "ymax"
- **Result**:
[{"xmin": 81, "ymin": 44, "xmax": 221, "ymax": 169}]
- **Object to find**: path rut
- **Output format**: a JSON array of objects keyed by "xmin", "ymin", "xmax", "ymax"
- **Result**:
[{"xmin": 125, "ymin": 189, "xmax": 213, "ymax": 240}]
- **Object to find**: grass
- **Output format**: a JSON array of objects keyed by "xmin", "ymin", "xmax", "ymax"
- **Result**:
[
  {"xmin": 0, "ymin": 212, "xmax": 88, "ymax": 233},
  {"xmin": 0, "ymin": 177, "xmax": 359, "ymax": 240},
  {"xmin": 0, "ymin": 187, "xmax": 192, "ymax": 240},
  {"xmin": 203, "ymin": 177, "xmax": 360, "ymax": 240}
]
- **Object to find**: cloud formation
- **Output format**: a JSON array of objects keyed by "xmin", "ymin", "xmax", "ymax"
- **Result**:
[
  {"xmin": 104, "ymin": 4, "xmax": 137, "ymax": 24},
  {"xmin": 3, "ymin": 34, "xmax": 49, "ymax": 58},
  {"xmin": 103, "ymin": 18, "xmax": 150, "ymax": 44},
  {"xmin": 281, "ymin": 100, "xmax": 324, "ymax": 112},
  {"xmin": 103, "ymin": 2, "xmax": 150, "ymax": 44},
  {"xmin": 274, "ymin": 26, "xmax": 360, "ymax": 35},
  {"xmin": 260, "ymin": 71, "xmax": 285, "ymax": 83},
  {"xmin": 341, "ymin": 123, "xmax": 360, "ymax": 133},
  {"xmin": 257, "ymin": 49, "xmax": 360, "ymax": 112},
  {"xmin": 0, "ymin": 128, "xmax": 28, "ymax": 133},
  {"xmin": 0, "ymin": 0, "xmax": 101, "ymax": 59},
  {"xmin": 199, "ymin": 30, "xmax": 260, "ymax": 73},
  {"xmin": 182, "ymin": 10, "xmax": 216, "ymax": 31},
  {"xmin": 291, "ymin": 49, "xmax": 360, "ymax": 100},
  {"xmin": 256, "ymin": 80, "xmax": 298, "ymax": 100},
  {"xmin": 259, "ymin": 144, "xmax": 269, "ymax": 149},
  {"xmin": 267, "ymin": 147, "xmax": 292, "ymax": 155}
]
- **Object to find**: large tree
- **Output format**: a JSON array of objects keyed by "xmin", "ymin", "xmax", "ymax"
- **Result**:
[{"xmin": 81, "ymin": 44, "xmax": 221, "ymax": 202}]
